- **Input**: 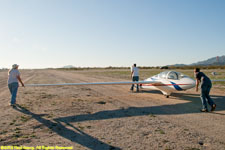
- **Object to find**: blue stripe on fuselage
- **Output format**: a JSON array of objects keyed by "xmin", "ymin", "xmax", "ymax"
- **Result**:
[
  {"xmin": 170, "ymin": 81, "xmax": 183, "ymax": 91},
  {"xmin": 151, "ymin": 78, "xmax": 157, "ymax": 81}
]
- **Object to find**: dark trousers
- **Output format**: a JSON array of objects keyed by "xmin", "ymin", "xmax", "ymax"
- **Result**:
[
  {"xmin": 130, "ymin": 76, "xmax": 139, "ymax": 91},
  {"xmin": 200, "ymin": 84, "xmax": 215, "ymax": 110}
]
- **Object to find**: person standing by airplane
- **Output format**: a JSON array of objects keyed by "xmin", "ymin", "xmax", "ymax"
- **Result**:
[
  {"xmin": 8, "ymin": 64, "xmax": 24, "ymax": 106},
  {"xmin": 194, "ymin": 68, "xmax": 216, "ymax": 112},
  {"xmin": 130, "ymin": 63, "xmax": 139, "ymax": 92}
]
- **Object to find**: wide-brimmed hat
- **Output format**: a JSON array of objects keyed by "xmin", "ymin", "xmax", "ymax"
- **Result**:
[{"xmin": 12, "ymin": 64, "xmax": 19, "ymax": 69}]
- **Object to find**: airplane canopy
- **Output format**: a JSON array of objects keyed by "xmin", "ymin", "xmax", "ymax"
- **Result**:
[{"xmin": 158, "ymin": 71, "xmax": 184, "ymax": 80}]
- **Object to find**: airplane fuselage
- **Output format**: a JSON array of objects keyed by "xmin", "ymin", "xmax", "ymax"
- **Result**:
[{"xmin": 141, "ymin": 71, "xmax": 196, "ymax": 96}]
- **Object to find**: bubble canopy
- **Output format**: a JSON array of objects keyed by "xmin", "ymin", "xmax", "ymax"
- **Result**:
[{"xmin": 156, "ymin": 71, "xmax": 187, "ymax": 80}]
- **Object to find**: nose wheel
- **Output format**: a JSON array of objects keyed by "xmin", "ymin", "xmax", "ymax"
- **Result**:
[{"xmin": 164, "ymin": 95, "xmax": 170, "ymax": 98}]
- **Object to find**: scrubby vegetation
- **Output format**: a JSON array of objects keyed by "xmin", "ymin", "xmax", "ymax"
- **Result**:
[{"xmin": 56, "ymin": 65, "xmax": 225, "ymax": 70}]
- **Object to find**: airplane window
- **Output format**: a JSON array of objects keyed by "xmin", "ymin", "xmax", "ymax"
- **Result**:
[
  {"xmin": 179, "ymin": 73, "xmax": 188, "ymax": 78},
  {"xmin": 167, "ymin": 71, "xmax": 178, "ymax": 80},
  {"xmin": 159, "ymin": 71, "xmax": 168, "ymax": 79}
]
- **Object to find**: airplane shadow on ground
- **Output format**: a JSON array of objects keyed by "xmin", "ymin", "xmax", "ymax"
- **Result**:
[
  {"xmin": 13, "ymin": 105, "xmax": 121, "ymax": 150},
  {"xmin": 13, "ymin": 93, "xmax": 225, "ymax": 149},
  {"xmin": 138, "ymin": 90, "xmax": 162, "ymax": 94},
  {"xmin": 54, "ymin": 93, "xmax": 225, "ymax": 125}
]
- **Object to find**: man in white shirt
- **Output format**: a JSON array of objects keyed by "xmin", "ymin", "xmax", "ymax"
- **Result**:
[
  {"xmin": 130, "ymin": 63, "xmax": 139, "ymax": 92},
  {"xmin": 8, "ymin": 64, "xmax": 24, "ymax": 106}
]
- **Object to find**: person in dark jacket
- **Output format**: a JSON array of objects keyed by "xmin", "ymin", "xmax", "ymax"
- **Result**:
[{"xmin": 194, "ymin": 68, "xmax": 216, "ymax": 112}]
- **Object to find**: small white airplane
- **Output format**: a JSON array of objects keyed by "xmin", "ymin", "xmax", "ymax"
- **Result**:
[
  {"xmin": 139, "ymin": 70, "xmax": 196, "ymax": 97},
  {"xmin": 26, "ymin": 70, "xmax": 216, "ymax": 98}
]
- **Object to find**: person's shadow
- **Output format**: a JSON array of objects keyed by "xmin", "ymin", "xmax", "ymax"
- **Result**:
[{"xmin": 13, "ymin": 105, "xmax": 121, "ymax": 150}]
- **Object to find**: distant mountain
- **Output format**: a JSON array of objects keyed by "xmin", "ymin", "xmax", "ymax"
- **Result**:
[
  {"xmin": 168, "ymin": 64, "xmax": 187, "ymax": 67},
  {"xmin": 168, "ymin": 55, "xmax": 225, "ymax": 67},
  {"xmin": 62, "ymin": 65, "xmax": 75, "ymax": 68},
  {"xmin": 190, "ymin": 55, "xmax": 225, "ymax": 66}
]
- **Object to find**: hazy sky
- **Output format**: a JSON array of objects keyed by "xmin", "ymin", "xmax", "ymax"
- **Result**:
[{"xmin": 0, "ymin": 0, "xmax": 225, "ymax": 68}]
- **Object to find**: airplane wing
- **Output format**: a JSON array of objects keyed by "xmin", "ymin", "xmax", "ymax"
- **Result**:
[
  {"xmin": 24, "ymin": 81, "xmax": 160, "ymax": 87},
  {"xmin": 211, "ymin": 79, "xmax": 225, "ymax": 82}
]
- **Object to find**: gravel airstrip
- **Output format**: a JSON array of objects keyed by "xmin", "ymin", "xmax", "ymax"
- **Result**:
[{"xmin": 0, "ymin": 69, "xmax": 225, "ymax": 150}]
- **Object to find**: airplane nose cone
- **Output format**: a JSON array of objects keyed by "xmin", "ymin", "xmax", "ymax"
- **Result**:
[
  {"xmin": 188, "ymin": 78, "xmax": 196, "ymax": 88},
  {"xmin": 180, "ymin": 77, "xmax": 196, "ymax": 90}
]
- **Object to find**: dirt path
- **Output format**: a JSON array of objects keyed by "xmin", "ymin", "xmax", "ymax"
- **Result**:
[{"xmin": 0, "ymin": 70, "xmax": 225, "ymax": 150}]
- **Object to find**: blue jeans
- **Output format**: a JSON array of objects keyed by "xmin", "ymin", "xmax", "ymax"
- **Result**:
[
  {"xmin": 8, "ymin": 82, "xmax": 19, "ymax": 104},
  {"xmin": 130, "ymin": 76, "xmax": 139, "ymax": 91},
  {"xmin": 200, "ymin": 84, "xmax": 215, "ymax": 110}
]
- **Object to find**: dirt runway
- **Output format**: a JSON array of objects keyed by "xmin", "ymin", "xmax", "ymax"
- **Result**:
[{"xmin": 0, "ymin": 69, "xmax": 225, "ymax": 150}]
